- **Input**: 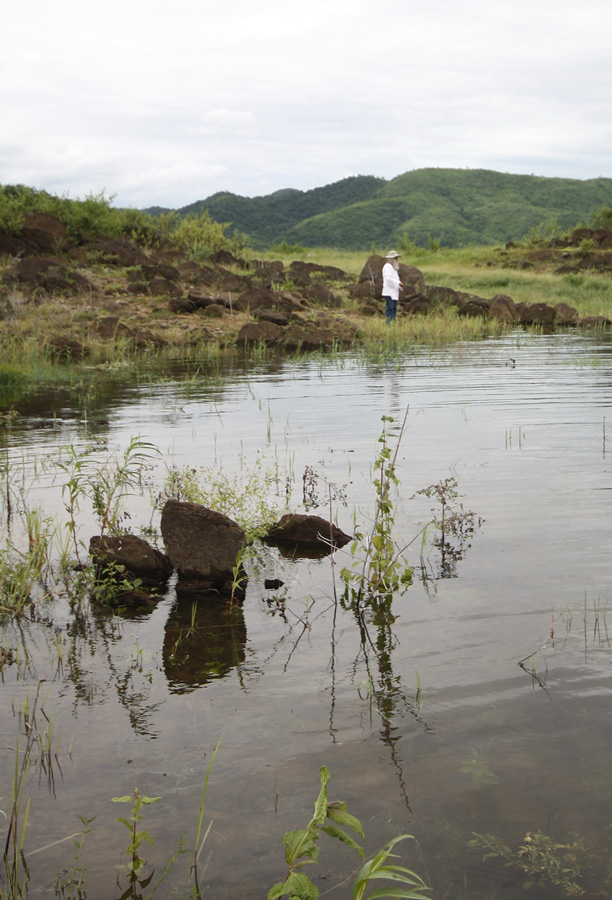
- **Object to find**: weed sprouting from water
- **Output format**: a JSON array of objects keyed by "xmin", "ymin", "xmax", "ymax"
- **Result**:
[
  {"xmin": 268, "ymin": 766, "xmax": 430, "ymax": 900},
  {"xmin": 469, "ymin": 827, "xmax": 610, "ymax": 898},
  {"xmin": 340, "ymin": 411, "xmax": 413, "ymax": 608},
  {"xmin": 160, "ymin": 446, "xmax": 292, "ymax": 542},
  {"xmin": 56, "ymin": 437, "xmax": 159, "ymax": 565},
  {"xmin": 111, "ymin": 788, "xmax": 160, "ymax": 884}
]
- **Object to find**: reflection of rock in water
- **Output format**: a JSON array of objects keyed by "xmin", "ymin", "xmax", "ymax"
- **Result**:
[{"xmin": 162, "ymin": 598, "xmax": 247, "ymax": 693}]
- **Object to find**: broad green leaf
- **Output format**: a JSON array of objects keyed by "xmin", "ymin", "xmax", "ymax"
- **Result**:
[
  {"xmin": 111, "ymin": 795, "xmax": 132, "ymax": 803},
  {"xmin": 312, "ymin": 767, "xmax": 330, "ymax": 825},
  {"xmin": 268, "ymin": 881, "xmax": 289, "ymax": 900},
  {"xmin": 267, "ymin": 872, "xmax": 320, "ymax": 900},
  {"xmin": 359, "ymin": 888, "xmax": 430, "ymax": 900},
  {"xmin": 326, "ymin": 802, "xmax": 365, "ymax": 839},
  {"xmin": 321, "ymin": 824, "xmax": 365, "ymax": 858},
  {"xmin": 283, "ymin": 829, "xmax": 319, "ymax": 866},
  {"xmin": 284, "ymin": 872, "xmax": 319, "ymax": 900}
]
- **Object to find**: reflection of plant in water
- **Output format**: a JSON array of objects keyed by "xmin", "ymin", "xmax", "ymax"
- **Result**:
[
  {"xmin": 2, "ymin": 680, "xmax": 65, "ymax": 899},
  {"xmin": 414, "ymin": 476, "xmax": 483, "ymax": 581},
  {"xmin": 301, "ymin": 465, "xmax": 348, "ymax": 511},
  {"xmin": 458, "ymin": 748, "xmax": 498, "ymax": 786},
  {"xmin": 469, "ymin": 828, "xmax": 608, "ymax": 898}
]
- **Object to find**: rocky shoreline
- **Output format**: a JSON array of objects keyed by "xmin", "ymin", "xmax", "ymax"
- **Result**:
[{"xmin": 1, "ymin": 214, "xmax": 611, "ymax": 364}]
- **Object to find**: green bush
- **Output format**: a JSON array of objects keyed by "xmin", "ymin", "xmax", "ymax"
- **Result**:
[
  {"xmin": 591, "ymin": 204, "xmax": 612, "ymax": 230},
  {"xmin": 156, "ymin": 210, "xmax": 239, "ymax": 258}
]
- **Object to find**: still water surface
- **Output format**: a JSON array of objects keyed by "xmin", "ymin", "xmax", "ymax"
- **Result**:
[{"xmin": 2, "ymin": 330, "xmax": 612, "ymax": 898}]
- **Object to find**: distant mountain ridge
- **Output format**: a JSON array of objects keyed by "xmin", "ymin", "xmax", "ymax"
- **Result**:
[{"xmin": 144, "ymin": 168, "xmax": 612, "ymax": 250}]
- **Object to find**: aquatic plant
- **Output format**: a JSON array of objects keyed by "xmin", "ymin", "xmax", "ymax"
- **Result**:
[
  {"xmin": 111, "ymin": 788, "xmax": 160, "ymax": 880},
  {"xmin": 1, "ymin": 682, "xmax": 63, "ymax": 900},
  {"xmin": 191, "ymin": 736, "xmax": 222, "ymax": 900},
  {"xmin": 56, "ymin": 437, "xmax": 159, "ymax": 564},
  {"xmin": 341, "ymin": 412, "xmax": 413, "ymax": 607},
  {"xmin": 469, "ymin": 828, "xmax": 600, "ymax": 897},
  {"xmin": 0, "ymin": 511, "xmax": 57, "ymax": 619},
  {"xmin": 53, "ymin": 814, "xmax": 97, "ymax": 900},
  {"xmin": 160, "ymin": 447, "xmax": 291, "ymax": 543},
  {"xmin": 1, "ymin": 745, "xmax": 429, "ymax": 900},
  {"xmin": 268, "ymin": 766, "xmax": 430, "ymax": 900}
]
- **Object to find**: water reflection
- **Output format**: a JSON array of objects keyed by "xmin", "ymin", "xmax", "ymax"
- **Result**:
[
  {"xmin": 2, "ymin": 333, "xmax": 612, "ymax": 898},
  {"xmin": 162, "ymin": 596, "xmax": 247, "ymax": 693}
]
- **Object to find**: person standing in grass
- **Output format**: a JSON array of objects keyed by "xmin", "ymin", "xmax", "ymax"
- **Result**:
[{"xmin": 381, "ymin": 250, "xmax": 403, "ymax": 324}]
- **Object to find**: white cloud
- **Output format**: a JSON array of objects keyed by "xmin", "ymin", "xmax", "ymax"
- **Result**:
[{"xmin": 2, "ymin": 0, "xmax": 612, "ymax": 207}]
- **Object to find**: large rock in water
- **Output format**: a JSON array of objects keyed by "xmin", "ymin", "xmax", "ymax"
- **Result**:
[
  {"xmin": 89, "ymin": 533, "xmax": 173, "ymax": 586},
  {"xmin": 160, "ymin": 500, "xmax": 246, "ymax": 597},
  {"xmin": 264, "ymin": 514, "xmax": 352, "ymax": 558}
]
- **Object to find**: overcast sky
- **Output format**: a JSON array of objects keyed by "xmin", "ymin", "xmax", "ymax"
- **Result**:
[{"xmin": 3, "ymin": 0, "xmax": 612, "ymax": 209}]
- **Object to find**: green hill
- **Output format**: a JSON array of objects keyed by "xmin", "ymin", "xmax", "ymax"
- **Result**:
[{"xmin": 147, "ymin": 168, "xmax": 612, "ymax": 250}]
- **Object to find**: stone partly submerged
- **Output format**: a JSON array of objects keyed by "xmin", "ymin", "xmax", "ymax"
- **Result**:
[
  {"xmin": 89, "ymin": 533, "xmax": 174, "ymax": 608},
  {"xmin": 263, "ymin": 513, "xmax": 352, "ymax": 559},
  {"xmin": 160, "ymin": 499, "xmax": 247, "ymax": 599}
]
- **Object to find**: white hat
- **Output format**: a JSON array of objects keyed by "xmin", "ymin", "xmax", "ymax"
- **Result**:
[{"xmin": 385, "ymin": 250, "xmax": 400, "ymax": 259}]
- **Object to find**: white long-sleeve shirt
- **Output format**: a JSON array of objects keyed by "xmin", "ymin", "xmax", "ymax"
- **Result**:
[{"xmin": 381, "ymin": 262, "xmax": 401, "ymax": 301}]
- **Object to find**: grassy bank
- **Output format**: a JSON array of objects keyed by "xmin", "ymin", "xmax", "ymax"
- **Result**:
[
  {"xmin": 264, "ymin": 244, "xmax": 612, "ymax": 320},
  {"xmin": 1, "ymin": 233, "xmax": 612, "ymax": 403}
]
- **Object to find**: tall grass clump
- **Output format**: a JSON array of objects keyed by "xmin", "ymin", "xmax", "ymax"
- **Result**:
[{"xmin": 356, "ymin": 307, "xmax": 505, "ymax": 354}]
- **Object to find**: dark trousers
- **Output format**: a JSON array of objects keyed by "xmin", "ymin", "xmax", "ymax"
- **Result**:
[{"xmin": 383, "ymin": 295, "xmax": 397, "ymax": 323}]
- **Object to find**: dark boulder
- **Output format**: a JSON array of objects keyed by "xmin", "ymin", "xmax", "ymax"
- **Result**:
[
  {"xmin": 489, "ymin": 294, "xmax": 519, "ymax": 323},
  {"xmin": 253, "ymin": 308, "xmax": 289, "ymax": 326},
  {"xmin": 264, "ymin": 513, "xmax": 351, "ymax": 558},
  {"xmin": 80, "ymin": 238, "xmax": 148, "ymax": 267},
  {"xmin": 22, "ymin": 213, "xmax": 68, "ymax": 254},
  {"xmin": 281, "ymin": 324, "xmax": 335, "ymax": 351},
  {"xmin": 160, "ymin": 499, "xmax": 246, "ymax": 598},
  {"xmin": 45, "ymin": 335, "xmax": 87, "ymax": 363},
  {"xmin": 250, "ymin": 260, "xmax": 285, "ymax": 283},
  {"xmin": 232, "ymin": 287, "xmax": 279, "ymax": 312},
  {"xmin": 169, "ymin": 296, "xmax": 197, "ymax": 314},
  {"xmin": 210, "ymin": 250, "xmax": 245, "ymax": 267},
  {"xmin": 237, "ymin": 320, "xmax": 284, "ymax": 345},
  {"xmin": 2, "ymin": 257, "xmax": 93, "ymax": 295},
  {"xmin": 424, "ymin": 284, "xmax": 463, "ymax": 306},
  {"xmin": 579, "ymin": 315, "xmax": 612, "ymax": 328},
  {"xmin": 519, "ymin": 303, "xmax": 556, "ymax": 326},
  {"xmin": 457, "ymin": 299, "xmax": 490, "ymax": 318},
  {"xmin": 149, "ymin": 276, "xmax": 180, "ymax": 296},
  {"xmin": 554, "ymin": 302, "xmax": 580, "ymax": 326},
  {"xmin": 89, "ymin": 533, "xmax": 173, "ymax": 586},
  {"xmin": 358, "ymin": 256, "xmax": 425, "ymax": 296},
  {"xmin": 402, "ymin": 295, "xmax": 433, "ymax": 315},
  {"xmin": 289, "ymin": 260, "xmax": 347, "ymax": 281}
]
